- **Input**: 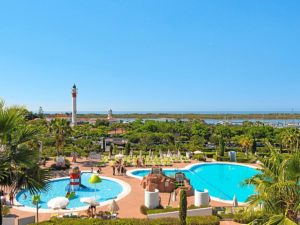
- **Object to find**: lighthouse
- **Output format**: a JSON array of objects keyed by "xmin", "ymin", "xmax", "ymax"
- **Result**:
[
  {"xmin": 71, "ymin": 84, "xmax": 77, "ymax": 126},
  {"xmin": 107, "ymin": 109, "xmax": 113, "ymax": 120}
]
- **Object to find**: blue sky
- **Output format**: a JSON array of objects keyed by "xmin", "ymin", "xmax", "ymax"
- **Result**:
[{"xmin": 0, "ymin": 0, "xmax": 299, "ymax": 112}]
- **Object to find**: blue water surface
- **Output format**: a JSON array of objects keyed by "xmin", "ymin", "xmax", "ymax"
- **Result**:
[
  {"xmin": 132, "ymin": 163, "xmax": 259, "ymax": 202},
  {"xmin": 16, "ymin": 173, "xmax": 123, "ymax": 209}
]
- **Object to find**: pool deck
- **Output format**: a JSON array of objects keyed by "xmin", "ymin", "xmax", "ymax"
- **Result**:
[{"xmin": 7, "ymin": 157, "xmax": 257, "ymax": 224}]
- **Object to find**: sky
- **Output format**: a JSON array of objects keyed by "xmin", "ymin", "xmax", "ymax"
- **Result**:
[{"xmin": 0, "ymin": 0, "xmax": 300, "ymax": 112}]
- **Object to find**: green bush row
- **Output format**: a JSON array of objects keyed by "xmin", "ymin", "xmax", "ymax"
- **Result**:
[
  {"xmin": 233, "ymin": 211, "xmax": 267, "ymax": 224},
  {"xmin": 33, "ymin": 216, "xmax": 220, "ymax": 225},
  {"xmin": 236, "ymin": 157, "xmax": 256, "ymax": 163},
  {"xmin": 142, "ymin": 204, "xmax": 207, "ymax": 215},
  {"xmin": 192, "ymin": 154, "xmax": 206, "ymax": 161},
  {"xmin": 202, "ymin": 152, "xmax": 215, "ymax": 158},
  {"xmin": 213, "ymin": 155, "xmax": 230, "ymax": 161}
]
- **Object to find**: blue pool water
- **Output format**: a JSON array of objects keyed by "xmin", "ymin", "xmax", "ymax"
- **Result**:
[
  {"xmin": 132, "ymin": 163, "xmax": 258, "ymax": 203},
  {"xmin": 16, "ymin": 173, "xmax": 123, "ymax": 209}
]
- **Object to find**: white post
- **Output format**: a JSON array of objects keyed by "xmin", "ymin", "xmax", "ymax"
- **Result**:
[
  {"xmin": 145, "ymin": 189, "xmax": 160, "ymax": 209},
  {"xmin": 195, "ymin": 189, "xmax": 210, "ymax": 207}
]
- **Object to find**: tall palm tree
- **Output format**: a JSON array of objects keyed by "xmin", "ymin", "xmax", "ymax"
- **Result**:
[
  {"xmin": 49, "ymin": 119, "xmax": 71, "ymax": 157},
  {"xmin": 245, "ymin": 144, "xmax": 300, "ymax": 224},
  {"xmin": 0, "ymin": 100, "xmax": 50, "ymax": 225}
]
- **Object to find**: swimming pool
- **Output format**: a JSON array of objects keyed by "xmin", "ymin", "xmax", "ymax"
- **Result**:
[
  {"xmin": 130, "ymin": 163, "xmax": 259, "ymax": 203},
  {"xmin": 16, "ymin": 173, "xmax": 129, "ymax": 210}
]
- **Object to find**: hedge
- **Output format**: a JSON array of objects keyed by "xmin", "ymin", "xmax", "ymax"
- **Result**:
[
  {"xmin": 233, "ymin": 211, "xmax": 267, "ymax": 224},
  {"xmin": 33, "ymin": 216, "xmax": 220, "ymax": 225},
  {"xmin": 192, "ymin": 154, "xmax": 206, "ymax": 161},
  {"xmin": 202, "ymin": 152, "xmax": 215, "ymax": 158},
  {"xmin": 145, "ymin": 205, "xmax": 206, "ymax": 215},
  {"xmin": 213, "ymin": 155, "xmax": 230, "ymax": 162}
]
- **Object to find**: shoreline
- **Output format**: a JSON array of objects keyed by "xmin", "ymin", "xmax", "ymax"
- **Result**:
[{"xmin": 45, "ymin": 113, "xmax": 300, "ymax": 120}]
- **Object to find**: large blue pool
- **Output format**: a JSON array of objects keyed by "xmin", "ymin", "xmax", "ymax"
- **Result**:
[
  {"xmin": 16, "ymin": 173, "xmax": 123, "ymax": 209},
  {"xmin": 131, "ymin": 163, "xmax": 259, "ymax": 203}
]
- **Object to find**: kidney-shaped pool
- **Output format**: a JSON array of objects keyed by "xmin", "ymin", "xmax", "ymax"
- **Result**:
[{"xmin": 130, "ymin": 163, "xmax": 259, "ymax": 203}]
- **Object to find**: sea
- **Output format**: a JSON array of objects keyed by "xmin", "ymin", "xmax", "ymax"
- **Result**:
[
  {"xmin": 44, "ymin": 111, "xmax": 300, "ymax": 115},
  {"xmin": 43, "ymin": 111, "xmax": 300, "ymax": 127}
]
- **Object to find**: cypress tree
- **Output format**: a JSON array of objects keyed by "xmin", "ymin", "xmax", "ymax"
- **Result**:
[
  {"xmin": 251, "ymin": 139, "xmax": 257, "ymax": 154},
  {"xmin": 219, "ymin": 136, "xmax": 225, "ymax": 157},
  {"xmin": 110, "ymin": 144, "xmax": 114, "ymax": 155},
  {"xmin": 125, "ymin": 142, "xmax": 131, "ymax": 155},
  {"xmin": 179, "ymin": 189, "xmax": 187, "ymax": 225},
  {"xmin": 102, "ymin": 139, "xmax": 106, "ymax": 152}
]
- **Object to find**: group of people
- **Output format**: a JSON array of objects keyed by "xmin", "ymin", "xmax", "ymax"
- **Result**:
[
  {"xmin": 91, "ymin": 166, "xmax": 102, "ymax": 174},
  {"xmin": 112, "ymin": 160, "xmax": 126, "ymax": 176},
  {"xmin": 0, "ymin": 189, "xmax": 15, "ymax": 206},
  {"xmin": 86, "ymin": 204, "xmax": 97, "ymax": 217}
]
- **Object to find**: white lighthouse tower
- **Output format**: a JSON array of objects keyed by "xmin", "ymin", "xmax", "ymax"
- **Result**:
[{"xmin": 71, "ymin": 84, "xmax": 77, "ymax": 126}]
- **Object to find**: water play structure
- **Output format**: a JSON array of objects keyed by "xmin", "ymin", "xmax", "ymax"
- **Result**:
[
  {"xmin": 69, "ymin": 167, "xmax": 81, "ymax": 191},
  {"xmin": 140, "ymin": 167, "xmax": 194, "ymax": 196}
]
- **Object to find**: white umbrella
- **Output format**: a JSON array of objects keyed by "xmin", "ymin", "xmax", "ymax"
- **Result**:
[
  {"xmin": 149, "ymin": 149, "xmax": 152, "ymax": 157},
  {"xmin": 47, "ymin": 197, "xmax": 69, "ymax": 210},
  {"xmin": 130, "ymin": 150, "xmax": 133, "ymax": 159},
  {"xmin": 159, "ymin": 150, "xmax": 163, "ymax": 159},
  {"xmin": 115, "ymin": 154, "xmax": 124, "ymax": 159},
  {"xmin": 167, "ymin": 149, "xmax": 171, "ymax": 157},
  {"xmin": 194, "ymin": 150, "xmax": 203, "ymax": 154},
  {"xmin": 177, "ymin": 150, "xmax": 181, "ymax": 157},
  {"xmin": 233, "ymin": 195, "xmax": 238, "ymax": 207},
  {"xmin": 107, "ymin": 200, "xmax": 119, "ymax": 213},
  {"xmin": 80, "ymin": 197, "xmax": 99, "ymax": 206}
]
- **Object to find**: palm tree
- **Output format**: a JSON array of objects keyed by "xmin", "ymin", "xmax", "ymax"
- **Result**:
[
  {"xmin": 280, "ymin": 127, "xmax": 300, "ymax": 153},
  {"xmin": 0, "ymin": 101, "xmax": 51, "ymax": 225},
  {"xmin": 245, "ymin": 144, "xmax": 300, "ymax": 224},
  {"xmin": 32, "ymin": 195, "xmax": 41, "ymax": 223},
  {"xmin": 0, "ymin": 156, "xmax": 9, "ymax": 225},
  {"xmin": 49, "ymin": 119, "xmax": 71, "ymax": 157},
  {"xmin": 239, "ymin": 135, "xmax": 253, "ymax": 157}
]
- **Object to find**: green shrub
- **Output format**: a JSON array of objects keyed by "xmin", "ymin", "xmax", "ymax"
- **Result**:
[
  {"xmin": 147, "ymin": 205, "xmax": 208, "ymax": 214},
  {"xmin": 1, "ymin": 205, "xmax": 10, "ymax": 216},
  {"xmin": 213, "ymin": 155, "xmax": 230, "ymax": 162},
  {"xmin": 236, "ymin": 157, "xmax": 256, "ymax": 163},
  {"xmin": 32, "ymin": 216, "xmax": 220, "ymax": 225},
  {"xmin": 233, "ymin": 210, "xmax": 267, "ymax": 224},
  {"xmin": 140, "ymin": 205, "xmax": 148, "ymax": 215},
  {"xmin": 192, "ymin": 154, "xmax": 205, "ymax": 161},
  {"xmin": 203, "ymin": 152, "xmax": 215, "ymax": 158},
  {"xmin": 179, "ymin": 190, "xmax": 187, "ymax": 225},
  {"xmin": 186, "ymin": 216, "xmax": 220, "ymax": 225}
]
